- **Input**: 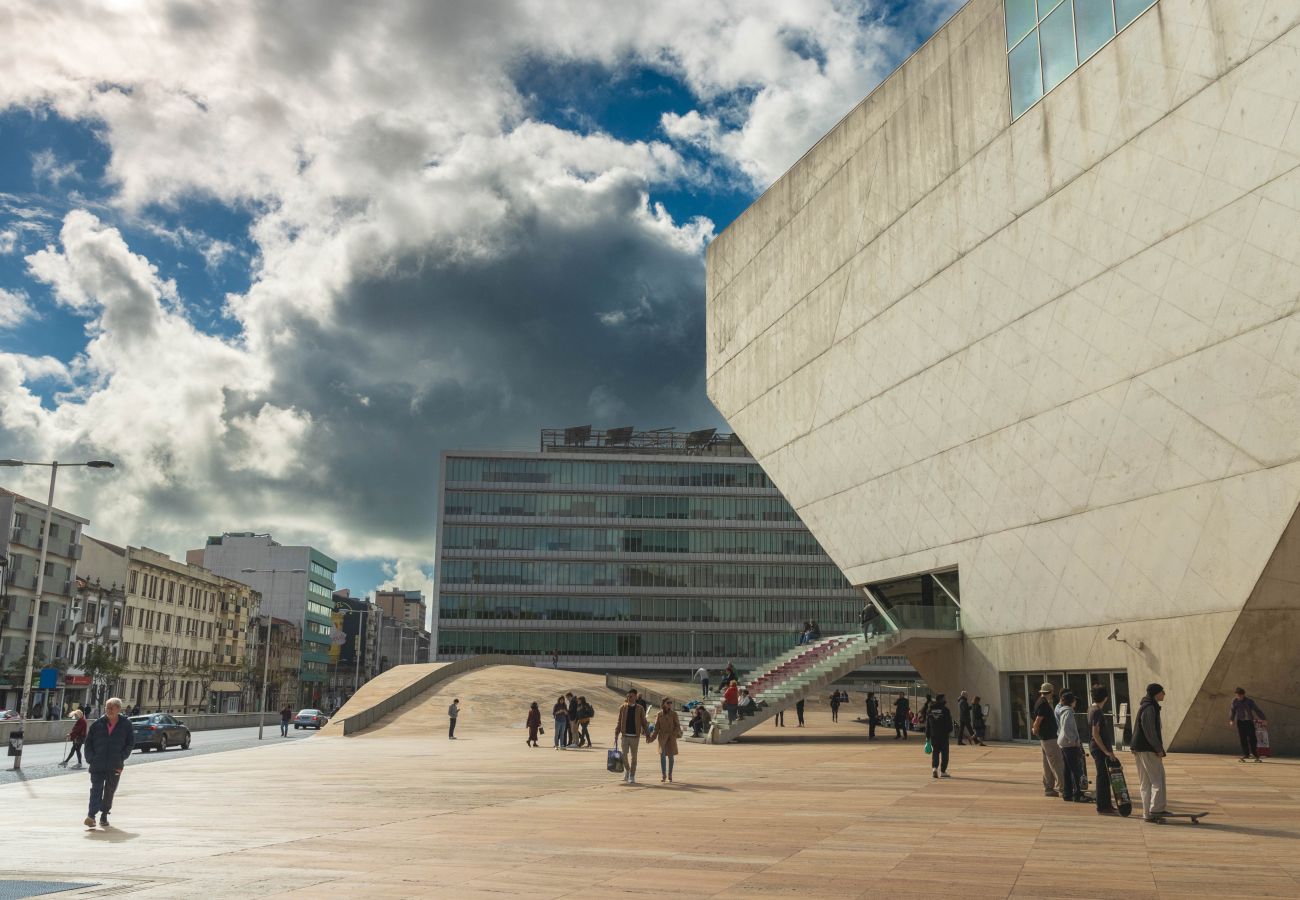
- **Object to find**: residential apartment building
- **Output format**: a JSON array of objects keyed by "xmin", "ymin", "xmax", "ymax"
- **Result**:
[
  {"xmin": 190, "ymin": 533, "xmax": 337, "ymax": 707},
  {"xmin": 0, "ymin": 487, "xmax": 89, "ymax": 714},
  {"xmin": 434, "ymin": 428, "xmax": 917, "ymax": 679},
  {"xmin": 65, "ymin": 576, "xmax": 127, "ymax": 712},
  {"xmin": 375, "ymin": 589, "xmax": 427, "ymax": 629},
  {"xmin": 247, "ymin": 615, "xmax": 302, "ymax": 713},
  {"xmin": 212, "ymin": 577, "xmax": 261, "ymax": 712},
  {"xmin": 81, "ymin": 538, "xmax": 229, "ymax": 716}
]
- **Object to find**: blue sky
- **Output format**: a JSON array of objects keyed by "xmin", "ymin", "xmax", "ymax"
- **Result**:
[{"xmin": 0, "ymin": 1, "xmax": 957, "ymax": 605}]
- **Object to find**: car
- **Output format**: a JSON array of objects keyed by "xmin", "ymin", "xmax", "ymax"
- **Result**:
[
  {"xmin": 0, "ymin": 709, "xmax": 21, "ymax": 721},
  {"xmin": 129, "ymin": 713, "xmax": 191, "ymax": 752},
  {"xmin": 293, "ymin": 709, "xmax": 328, "ymax": 730}
]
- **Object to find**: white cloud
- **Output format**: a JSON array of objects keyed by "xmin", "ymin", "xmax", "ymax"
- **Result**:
[
  {"xmin": 0, "ymin": 0, "xmax": 956, "ymax": 580},
  {"xmin": 377, "ymin": 558, "xmax": 436, "ymax": 627},
  {"xmin": 0, "ymin": 228, "xmax": 18, "ymax": 254},
  {"xmin": 0, "ymin": 288, "xmax": 33, "ymax": 329}
]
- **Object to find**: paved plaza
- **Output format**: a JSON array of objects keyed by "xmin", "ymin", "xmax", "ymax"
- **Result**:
[{"xmin": 1, "ymin": 665, "xmax": 1297, "ymax": 898}]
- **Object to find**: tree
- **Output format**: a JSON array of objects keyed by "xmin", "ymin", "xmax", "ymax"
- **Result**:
[
  {"xmin": 186, "ymin": 658, "xmax": 220, "ymax": 713},
  {"xmin": 82, "ymin": 642, "xmax": 126, "ymax": 711}
]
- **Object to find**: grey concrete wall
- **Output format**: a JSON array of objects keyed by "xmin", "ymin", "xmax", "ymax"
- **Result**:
[
  {"xmin": 7, "ymin": 711, "xmax": 275, "ymax": 746},
  {"xmin": 706, "ymin": 0, "xmax": 1300, "ymax": 751}
]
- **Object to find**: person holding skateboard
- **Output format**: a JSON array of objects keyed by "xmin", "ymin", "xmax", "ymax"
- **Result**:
[
  {"xmin": 1089, "ymin": 684, "xmax": 1122, "ymax": 815},
  {"xmin": 1228, "ymin": 687, "xmax": 1267, "ymax": 762},
  {"xmin": 1131, "ymin": 683, "xmax": 1169, "ymax": 822}
]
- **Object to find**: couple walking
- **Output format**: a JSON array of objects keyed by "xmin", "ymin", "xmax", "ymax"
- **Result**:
[{"xmin": 614, "ymin": 689, "xmax": 682, "ymax": 784}]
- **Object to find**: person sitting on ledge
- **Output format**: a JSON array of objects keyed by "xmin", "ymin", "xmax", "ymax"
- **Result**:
[
  {"xmin": 689, "ymin": 706, "xmax": 711, "ymax": 737},
  {"xmin": 738, "ymin": 690, "xmax": 758, "ymax": 718}
]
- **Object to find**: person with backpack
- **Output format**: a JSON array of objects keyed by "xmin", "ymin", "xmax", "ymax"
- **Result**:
[
  {"xmin": 971, "ymin": 696, "xmax": 987, "ymax": 744},
  {"xmin": 1228, "ymin": 687, "xmax": 1266, "ymax": 762},
  {"xmin": 575, "ymin": 695, "xmax": 594, "ymax": 748},
  {"xmin": 1132, "ymin": 683, "xmax": 1169, "ymax": 821},
  {"xmin": 925, "ymin": 694, "xmax": 953, "ymax": 778},
  {"xmin": 525, "ymin": 702, "xmax": 541, "ymax": 747},
  {"xmin": 648, "ymin": 698, "xmax": 683, "ymax": 783},
  {"xmin": 829, "ymin": 691, "xmax": 841, "ymax": 723},
  {"xmin": 894, "ymin": 693, "xmax": 910, "ymax": 739},
  {"xmin": 58, "ymin": 709, "xmax": 88, "ymax": 768},
  {"xmin": 1031, "ymin": 682, "xmax": 1065, "ymax": 797}
]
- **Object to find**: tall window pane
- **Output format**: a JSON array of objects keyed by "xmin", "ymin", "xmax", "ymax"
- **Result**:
[
  {"xmin": 1040, "ymin": 2, "xmax": 1077, "ymax": 92},
  {"xmin": 1005, "ymin": 0, "xmax": 1036, "ymax": 49},
  {"xmin": 1009, "ymin": 29, "xmax": 1043, "ymax": 118},
  {"xmin": 1114, "ymin": 0, "xmax": 1156, "ymax": 29},
  {"xmin": 1074, "ymin": 0, "xmax": 1115, "ymax": 61},
  {"xmin": 1037, "ymin": 0, "xmax": 1068, "ymax": 16}
]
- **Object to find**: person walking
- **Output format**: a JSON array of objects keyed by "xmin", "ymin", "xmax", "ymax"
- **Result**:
[
  {"xmin": 795, "ymin": 697, "xmax": 806, "ymax": 727},
  {"xmin": 448, "ymin": 699, "xmax": 460, "ymax": 740},
  {"xmin": 83, "ymin": 697, "xmax": 134, "ymax": 828},
  {"xmin": 58, "ymin": 710, "xmax": 88, "ymax": 768},
  {"xmin": 526, "ymin": 702, "xmax": 542, "ymax": 747},
  {"xmin": 722, "ymin": 680, "xmax": 740, "ymax": 724},
  {"xmin": 829, "ymin": 691, "xmax": 841, "ymax": 723},
  {"xmin": 552, "ymin": 696, "xmax": 569, "ymax": 750},
  {"xmin": 894, "ymin": 692, "xmax": 910, "ymax": 739},
  {"xmin": 1089, "ymin": 684, "xmax": 1119, "ymax": 815},
  {"xmin": 957, "ymin": 691, "xmax": 976, "ymax": 745},
  {"xmin": 774, "ymin": 707, "xmax": 785, "ymax": 726},
  {"xmin": 860, "ymin": 603, "xmax": 876, "ymax": 638},
  {"xmin": 866, "ymin": 692, "xmax": 879, "ymax": 740},
  {"xmin": 925, "ymin": 694, "xmax": 953, "ymax": 778},
  {"xmin": 1228, "ymin": 687, "xmax": 1266, "ymax": 762},
  {"xmin": 1031, "ymin": 682, "xmax": 1065, "ymax": 797},
  {"xmin": 650, "ymin": 698, "xmax": 682, "ymax": 783},
  {"xmin": 971, "ymin": 696, "xmax": 986, "ymax": 745},
  {"xmin": 614, "ymin": 689, "xmax": 649, "ymax": 784},
  {"xmin": 694, "ymin": 666, "xmax": 710, "ymax": 698},
  {"xmin": 279, "ymin": 705, "xmax": 292, "ymax": 737},
  {"xmin": 1132, "ymin": 683, "xmax": 1169, "ymax": 822},
  {"xmin": 577, "ymin": 696, "xmax": 595, "ymax": 748},
  {"xmin": 1055, "ymin": 691, "xmax": 1084, "ymax": 802}
]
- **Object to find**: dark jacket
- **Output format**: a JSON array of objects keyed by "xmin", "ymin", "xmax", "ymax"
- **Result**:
[
  {"xmin": 1131, "ymin": 697, "xmax": 1164, "ymax": 754},
  {"xmin": 84, "ymin": 715, "xmax": 135, "ymax": 773},
  {"xmin": 526, "ymin": 708, "xmax": 541, "ymax": 729},
  {"xmin": 1230, "ymin": 697, "xmax": 1264, "ymax": 722},
  {"xmin": 958, "ymin": 696, "xmax": 972, "ymax": 723},
  {"xmin": 894, "ymin": 697, "xmax": 909, "ymax": 716},
  {"xmin": 280, "ymin": 708, "xmax": 292, "ymax": 722},
  {"xmin": 567, "ymin": 698, "xmax": 579, "ymax": 721},
  {"xmin": 866, "ymin": 697, "xmax": 879, "ymax": 720},
  {"xmin": 925, "ymin": 702, "xmax": 953, "ymax": 743}
]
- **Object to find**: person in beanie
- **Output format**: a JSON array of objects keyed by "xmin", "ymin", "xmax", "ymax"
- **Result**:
[
  {"xmin": 925, "ymin": 694, "xmax": 953, "ymax": 778},
  {"xmin": 1228, "ymin": 688, "xmax": 1266, "ymax": 762},
  {"xmin": 1131, "ymin": 683, "xmax": 1169, "ymax": 821},
  {"xmin": 83, "ymin": 697, "xmax": 134, "ymax": 828},
  {"xmin": 1031, "ymin": 682, "xmax": 1065, "ymax": 797}
]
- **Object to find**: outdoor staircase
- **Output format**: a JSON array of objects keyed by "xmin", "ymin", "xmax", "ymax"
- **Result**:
[{"xmin": 704, "ymin": 631, "xmax": 913, "ymax": 743}]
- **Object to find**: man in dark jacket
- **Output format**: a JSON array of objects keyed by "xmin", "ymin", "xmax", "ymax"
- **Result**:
[
  {"xmin": 957, "ymin": 691, "xmax": 975, "ymax": 745},
  {"xmin": 83, "ymin": 697, "xmax": 134, "ymax": 828},
  {"xmin": 566, "ymin": 693, "xmax": 579, "ymax": 747},
  {"xmin": 894, "ymin": 693, "xmax": 910, "ymax": 739},
  {"xmin": 926, "ymin": 694, "xmax": 954, "ymax": 778},
  {"xmin": 1131, "ymin": 683, "xmax": 1168, "ymax": 821},
  {"xmin": 1228, "ymin": 687, "xmax": 1266, "ymax": 762},
  {"xmin": 866, "ymin": 692, "xmax": 879, "ymax": 740}
]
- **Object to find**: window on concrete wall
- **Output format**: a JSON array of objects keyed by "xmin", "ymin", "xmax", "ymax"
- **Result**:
[{"xmin": 1006, "ymin": 0, "xmax": 1157, "ymax": 119}]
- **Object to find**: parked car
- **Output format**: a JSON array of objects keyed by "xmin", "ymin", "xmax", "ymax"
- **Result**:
[
  {"xmin": 0, "ymin": 709, "xmax": 21, "ymax": 721},
  {"xmin": 293, "ymin": 709, "xmax": 328, "ymax": 730},
  {"xmin": 130, "ymin": 713, "xmax": 191, "ymax": 752}
]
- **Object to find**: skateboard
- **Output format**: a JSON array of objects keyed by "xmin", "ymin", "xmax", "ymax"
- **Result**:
[
  {"xmin": 1107, "ymin": 758, "xmax": 1133, "ymax": 817},
  {"xmin": 1150, "ymin": 811, "xmax": 1210, "ymax": 824}
]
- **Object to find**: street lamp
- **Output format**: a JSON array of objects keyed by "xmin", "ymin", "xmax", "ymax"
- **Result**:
[
  {"xmin": 1, "ymin": 459, "xmax": 114, "ymax": 771},
  {"xmin": 241, "ymin": 568, "xmax": 305, "ymax": 740}
]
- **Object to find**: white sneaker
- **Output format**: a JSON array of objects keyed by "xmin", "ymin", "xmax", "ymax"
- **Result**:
[
  {"xmin": 940, "ymin": 772, "xmax": 951, "ymax": 778},
  {"xmin": 932, "ymin": 767, "xmax": 938, "ymax": 779}
]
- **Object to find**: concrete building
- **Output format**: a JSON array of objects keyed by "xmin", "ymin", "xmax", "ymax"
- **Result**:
[
  {"xmin": 65, "ymin": 576, "xmax": 127, "ymax": 713},
  {"xmin": 247, "ymin": 615, "xmax": 302, "ymax": 714},
  {"xmin": 434, "ymin": 427, "xmax": 918, "ymax": 680},
  {"xmin": 189, "ymin": 533, "xmax": 337, "ymax": 707},
  {"xmin": 375, "ymin": 589, "xmax": 427, "ymax": 629},
  {"xmin": 0, "ymin": 487, "xmax": 89, "ymax": 714},
  {"xmin": 705, "ymin": 0, "xmax": 1300, "ymax": 751},
  {"xmin": 81, "ymin": 538, "xmax": 234, "ymax": 716},
  {"xmin": 212, "ymin": 576, "xmax": 261, "ymax": 712}
]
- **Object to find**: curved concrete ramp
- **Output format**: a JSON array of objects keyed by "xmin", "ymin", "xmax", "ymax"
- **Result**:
[
  {"xmin": 352, "ymin": 664, "xmax": 630, "ymax": 736},
  {"xmin": 322, "ymin": 654, "xmax": 516, "ymax": 735}
]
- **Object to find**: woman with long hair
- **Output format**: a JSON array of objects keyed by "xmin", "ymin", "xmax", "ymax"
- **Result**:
[{"xmin": 650, "ymin": 698, "xmax": 683, "ymax": 783}]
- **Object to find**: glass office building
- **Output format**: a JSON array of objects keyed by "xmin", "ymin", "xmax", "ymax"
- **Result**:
[{"xmin": 434, "ymin": 428, "xmax": 915, "ymax": 674}]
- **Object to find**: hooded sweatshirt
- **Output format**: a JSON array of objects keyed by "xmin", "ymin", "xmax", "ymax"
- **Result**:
[
  {"xmin": 1054, "ymin": 703, "xmax": 1081, "ymax": 748},
  {"xmin": 1131, "ymin": 696, "xmax": 1164, "ymax": 754}
]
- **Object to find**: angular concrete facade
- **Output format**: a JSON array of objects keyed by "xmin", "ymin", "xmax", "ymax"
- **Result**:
[{"xmin": 706, "ymin": 0, "xmax": 1300, "ymax": 750}]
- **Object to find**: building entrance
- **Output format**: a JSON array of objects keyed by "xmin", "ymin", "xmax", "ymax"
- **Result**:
[{"xmin": 1008, "ymin": 669, "xmax": 1130, "ymax": 743}]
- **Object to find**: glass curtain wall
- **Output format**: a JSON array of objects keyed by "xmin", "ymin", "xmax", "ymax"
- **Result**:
[
  {"xmin": 1006, "ymin": 0, "xmax": 1159, "ymax": 118},
  {"xmin": 1008, "ymin": 670, "xmax": 1131, "ymax": 743},
  {"xmin": 866, "ymin": 570, "xmax": 961, "ymax": 630}
]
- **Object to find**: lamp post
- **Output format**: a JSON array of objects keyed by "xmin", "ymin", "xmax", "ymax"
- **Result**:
[
  {"xmin": 241, "ymin": 568, "xmax": 305, "ymax": 740},
  {"xmin": 1, "ymin": 458, "xmax": 114, "ymax": 771}
]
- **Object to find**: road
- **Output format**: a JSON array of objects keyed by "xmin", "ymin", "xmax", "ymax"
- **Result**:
[{"xmin": 0, "ymin": 722, "xmax": 316, "ymax": 785}]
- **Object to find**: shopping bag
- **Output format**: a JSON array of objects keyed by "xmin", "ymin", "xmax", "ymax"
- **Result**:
[
  {"xmin": 607, "ymin": 749, "xmax": 625, "ymax": 773},
  {"xmin": 924, "ymin": 738, "xmax": 932, "ymax": 754}
]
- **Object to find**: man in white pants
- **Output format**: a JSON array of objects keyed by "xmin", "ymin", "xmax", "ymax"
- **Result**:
[{"xmin": 1131, "ymin": 683, "xmax": 1169, "ymax": 821}]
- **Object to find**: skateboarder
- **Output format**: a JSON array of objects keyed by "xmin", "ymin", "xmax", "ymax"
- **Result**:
[
  {"xmin": 1131, "ymin": 683, "xmax": 1169, "ymax": 822},
  {"xmin": 1228, "ymin": 687, "xmax": 1266, "ymax": 761},
  {"xmin": 1089, "ymin": 684, "xmax": 1120, "ymax": 815}
]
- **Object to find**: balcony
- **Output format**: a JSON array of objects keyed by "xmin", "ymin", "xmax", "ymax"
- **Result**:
[{"xmin": 77, "ymin": 621, "xmax": 98, "ymax": 639}]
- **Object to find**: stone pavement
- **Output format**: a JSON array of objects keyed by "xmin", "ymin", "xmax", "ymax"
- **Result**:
[{"xmin": 0, "ymin": 665, "xmax": 1297, "ymax": 899}]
